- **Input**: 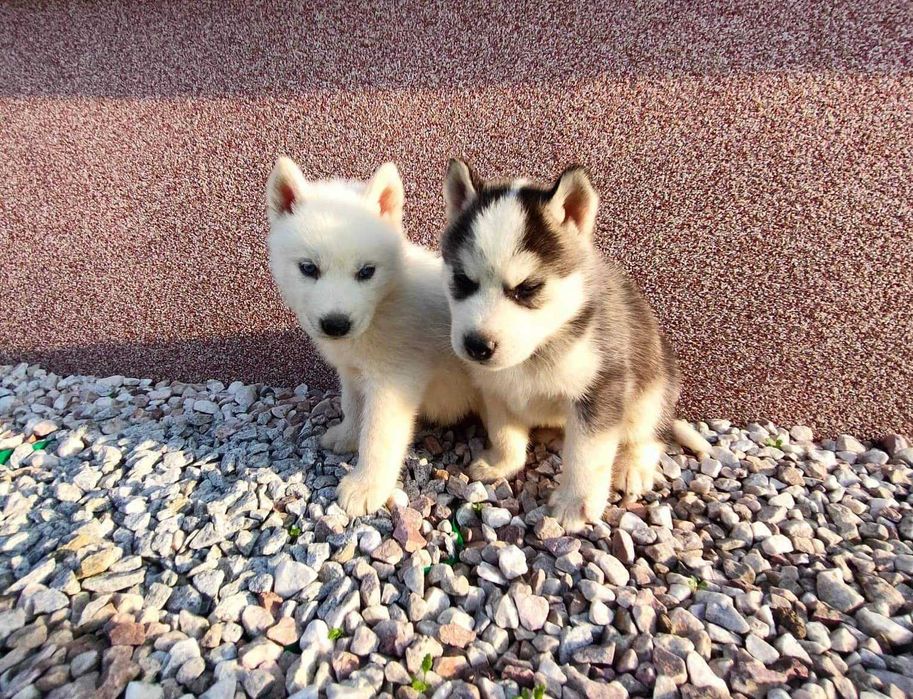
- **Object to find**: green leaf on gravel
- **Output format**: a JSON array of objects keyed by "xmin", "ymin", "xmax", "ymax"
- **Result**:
[
  {"xmin": 411, "ymin": 677, "xmax": 428, "ymax": 692},
  {"xmin": 533, "ymin": 684, "xmax": 546, "ymax": 699},
  {"xmin": 0, "ymin": 449, "xmax": 12, "ymax": 466},
  {"xmin": 288, "ymin": 524, "xmax": 302, "ymax": 540},
  {"xmin": 31, "ymin": 440, "xmax": 50, "ymax": 451},
  {"xmin": 688, "ymin": 575, "xmax": 709, "ymax": 591},
  {"xmin": 327, "ymin": 627, "xmax": 343, "ymax": 641},
  {"xmin": 421, "ymin": 652, "xmax": 433, "ymax": 674}
]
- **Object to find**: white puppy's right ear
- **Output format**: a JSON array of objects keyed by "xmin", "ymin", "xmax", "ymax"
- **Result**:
[
  {"xmin": 266, "ymin": 156, "xmax": 309, "ymax": 223},
  {"xmin": 444, "ymin": 158, "xmax": 480, "ymax": 221},
  {"xmin": 363, "ymin": 162, "xmax": 405, "ymax": 229}
]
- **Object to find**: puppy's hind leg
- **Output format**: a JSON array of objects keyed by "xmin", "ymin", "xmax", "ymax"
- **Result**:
[
  {"xmin": 614, "ymin": 439, "xmax": 662, "ymax": 499},
  {"xmin": 614, "ymin": 383, "xmax": 666, "ymax": 499},
  {"xmin": 469, "ymin": 394, "xmax": 529, "ymax": 483}
]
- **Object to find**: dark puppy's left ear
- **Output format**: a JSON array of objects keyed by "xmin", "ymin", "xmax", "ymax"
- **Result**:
[
  {"xmin": 444, "ymin": 158, "xmax": 481, "ymax": 222},
  {"xmin": 546, "ymin": 166, "xmax": 598, "ymax": 239}
]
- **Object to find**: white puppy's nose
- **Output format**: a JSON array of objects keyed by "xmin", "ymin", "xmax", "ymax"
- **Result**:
[{"xmin": 320, "ymin": 314, "xmax": 352, "ymax": 338}]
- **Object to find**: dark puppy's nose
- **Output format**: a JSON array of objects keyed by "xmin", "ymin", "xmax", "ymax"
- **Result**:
[
  {"xmin": 463, "ymin": 332, "xmax": 496, "ymax": 361},
  {"xmin": 320, "ymin": 314, "xmax": 352, "ymax": 337}
]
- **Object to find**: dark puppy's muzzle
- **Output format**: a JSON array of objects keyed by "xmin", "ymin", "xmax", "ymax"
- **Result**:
[
  {"xmin": 463, "ymin": 332, "xmax": 496, "ymax": 362},
  {"xmin": 320, "ymin": 313, "xmax": 352, "ymax": 338}
]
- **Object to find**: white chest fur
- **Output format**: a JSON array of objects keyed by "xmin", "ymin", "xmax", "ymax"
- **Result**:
[{"xmin": 475, "ymin": 334, "xmax": 601, "ymax": 428}]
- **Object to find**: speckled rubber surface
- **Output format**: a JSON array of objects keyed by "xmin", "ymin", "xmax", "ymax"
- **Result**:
[{"xmin": 2, "ymin": 2, "xmax": 911, "ymax": 436}]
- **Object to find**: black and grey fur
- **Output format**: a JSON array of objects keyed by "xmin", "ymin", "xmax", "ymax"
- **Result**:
[{"xmin": 440, "ymin": 159, "xmax": 709, "ymax": 532}]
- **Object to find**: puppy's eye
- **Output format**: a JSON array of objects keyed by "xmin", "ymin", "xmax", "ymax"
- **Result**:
[
  {"xmin": 452, "ymin": 271, "xmax": 479, "ymax": 300},
  {"xmin": 508, "ymin": 280, "xmax": 543, "ymax": 305},
  {"xmin": 356, "ymin": 264, "xmax": 376, "ymax": 281},
  {"xmin": 298, "ymin": 261, "xmax": 320, "ymax": 279}
]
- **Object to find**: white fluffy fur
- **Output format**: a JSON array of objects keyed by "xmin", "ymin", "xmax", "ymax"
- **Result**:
[{"xmin": 267, "ymin": 157, "xmax": 479, "ymax": 516}]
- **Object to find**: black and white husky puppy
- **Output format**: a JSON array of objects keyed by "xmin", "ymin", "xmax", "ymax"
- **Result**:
[{"xmin": 440, "ymin": 160, "xmax": 709, "ymax": 532}]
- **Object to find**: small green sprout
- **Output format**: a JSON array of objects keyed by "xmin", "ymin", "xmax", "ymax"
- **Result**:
[
  {"xmin": 410, "ymin": 653, "xmax": 434, "ymax": 693},
  {"xmin": 764, "ymin": 437, "xmax": 784, "ymax": 449},
  {"xmin": 687, "ymin": 576, "xmax": 708, "ymax": 592},
  {"xmin": 327, "ymin": 627, "xmax": 343, "ymax": 641},
  {"xmin": 287, "ymin": 524, "xmax": 302, "ymax": 541}
]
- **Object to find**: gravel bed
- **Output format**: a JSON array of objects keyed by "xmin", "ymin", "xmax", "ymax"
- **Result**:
[{"xmin": 1, "ymin": 362, "xmax": 912, "ymax": 699}]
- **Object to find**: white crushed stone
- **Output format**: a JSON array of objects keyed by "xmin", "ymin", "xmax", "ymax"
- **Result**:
[{"xmin": 0, "ymin": 362, "xmax": 911, "ymax": 698}]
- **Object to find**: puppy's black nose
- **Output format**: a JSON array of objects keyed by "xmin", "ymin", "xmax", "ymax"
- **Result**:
[
  {"xmin": 463, "ymin": 332, "xmax": 496, "ymax": 361},
  {"xmin": 320, "ymin": 314, "xmax": 352, "ymax": 337}
]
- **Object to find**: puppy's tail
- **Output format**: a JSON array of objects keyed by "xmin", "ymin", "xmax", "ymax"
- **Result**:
[{"xmin": 671, "ymin": 419, "xmax": 712, "ymax": 457}]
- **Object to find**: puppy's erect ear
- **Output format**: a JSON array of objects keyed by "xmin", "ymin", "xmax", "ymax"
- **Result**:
[
  {"xmin": 546, "ymin": 166, "xmax": 598, "ymax": 239},
  {"xmin": 444, "ymin": 158, "xmax": 481, "ymax": 221},
  {"xmin": 266, "ymin": 156, "xmax": 309, "ymax": 223},
  {"xmin": 363, "ymin": 162, "xmax": 405, "ymax": 229}
]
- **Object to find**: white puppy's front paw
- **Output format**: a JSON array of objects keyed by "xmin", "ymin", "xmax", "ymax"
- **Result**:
[
  {"xmin": 549, "ymin": 486, "xmax": 607, "ymax": 534},
  {"xmin": 614, "ymin": 459, "xmax": 656, "ymax": 499},
  {"xmin": 336, "ymin": 472, "xmax": 391, "ymax": 517},
  {"xmin": 468, "ymin": 450, "xmax": 525, "ymax": 483},
  {"xmin": 320, "ymin": 422, "xmax": 358, "ymax": 454}
]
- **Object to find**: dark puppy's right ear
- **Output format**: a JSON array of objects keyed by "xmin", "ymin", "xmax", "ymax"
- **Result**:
[
  {"xmin": 266, "ymin": 156, "xmax": 309, "ymax": 223},
  {"xmin": 444, "ymin": 158, "xmax": 481, "ymax": 221}
]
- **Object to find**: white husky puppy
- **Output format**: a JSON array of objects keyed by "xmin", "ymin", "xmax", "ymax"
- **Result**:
[
  {"xmin": 266, "ymin": 157, "xmax": 480, "ymax": 516},
  {"xmin": 440, "ymin": 159, "xmax": 710, "ymax": 532}
]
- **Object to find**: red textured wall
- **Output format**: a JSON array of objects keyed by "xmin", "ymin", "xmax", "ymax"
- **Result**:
[{"xmin": 2, "ymin": 1, "xmax": 912, "ymax": 437}]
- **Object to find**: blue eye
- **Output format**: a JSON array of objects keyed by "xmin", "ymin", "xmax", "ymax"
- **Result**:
[
  {"xmin": 298, "ymin": 261, "xmax": 320, "ymax": 279},
  {"xmin": 356, "ymin": 265, "xmax": 376, "ymax": 281}
]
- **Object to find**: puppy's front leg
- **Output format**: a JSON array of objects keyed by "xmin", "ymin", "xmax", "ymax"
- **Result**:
[
  {"xmin": 469, "ymin": 393, "xmax": 529, "ymax": 482},
  {"xmin": 336, "ymin": 380, "xmax": 420, "ymax": 517},
  {"xmin": 321, "ymin": 370, "xmax": 361, "ymax": 454},
  {"xmin": 550, "ymin": 413, "xmax": 619, "ymax": 533}
]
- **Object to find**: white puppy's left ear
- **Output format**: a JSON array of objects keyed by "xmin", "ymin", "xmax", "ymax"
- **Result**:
[
  {"xmin": 364, "ymin": 162, "xmax": 405, "ymax": 229},
  {"xmin": 547, "ymin": 166, "xmax": 598, "ymax": 238},
  {"xmin": 266, "ymin": 156, "xmax": 310, "ymax": 223}
]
